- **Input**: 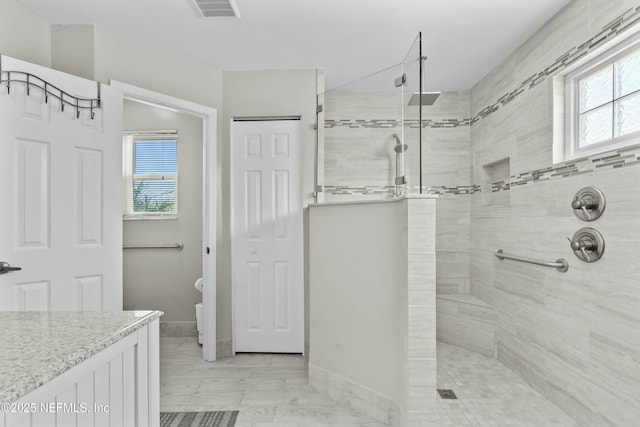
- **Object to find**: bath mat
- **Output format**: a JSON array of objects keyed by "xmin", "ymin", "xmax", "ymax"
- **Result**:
[{"xmin": 160, "ymin": 411, "xmax": 239, "ymax": 427}]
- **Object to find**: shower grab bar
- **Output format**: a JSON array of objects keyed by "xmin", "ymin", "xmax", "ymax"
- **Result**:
[
  {"xmin": 123, "ymin": 243, "xmax": 184, "ymax": 251},
  {"xmin": 495, "ymin": 249, "xmax": 568, "ymax": 272}
]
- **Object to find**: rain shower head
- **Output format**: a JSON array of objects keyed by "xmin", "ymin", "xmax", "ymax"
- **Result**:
[{"xmin": 408, "ymin": 92, "xmax": 441, "ymax": 106}]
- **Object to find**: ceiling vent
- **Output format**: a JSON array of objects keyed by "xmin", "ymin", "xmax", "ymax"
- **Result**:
[{"xmin": 193, "ymin": 0, "xmax": 240, "ymax": 18}]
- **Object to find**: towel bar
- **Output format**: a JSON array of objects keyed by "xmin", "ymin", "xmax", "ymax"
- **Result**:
[{"xmin": 123, "ymin": 243, "xmax": 184, "ymax": 250}]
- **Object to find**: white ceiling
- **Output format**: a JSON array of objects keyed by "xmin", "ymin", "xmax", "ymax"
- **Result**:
[{"xmin": 17, "ymin": 0, "xmax": 570, "ymax": 92}]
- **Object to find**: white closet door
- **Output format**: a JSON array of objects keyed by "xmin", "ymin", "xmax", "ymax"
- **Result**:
[
  {"xmin": 0, "ymin": 55, "xmax": 123, "ymax": 310},
  {"xmin": 232, "ymin": 120, "xmax": 303, "ymax": 353}
]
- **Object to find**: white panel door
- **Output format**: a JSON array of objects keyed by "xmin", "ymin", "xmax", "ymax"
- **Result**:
[
  {"xmin": 232, "ymin": 120, "xmax": 303, "ymax": 353},
  {"xmin": 0, "ymin": 55, "xmax": 123, "ymax": 310}
]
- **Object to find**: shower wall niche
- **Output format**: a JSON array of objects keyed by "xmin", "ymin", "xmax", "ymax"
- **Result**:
[{"xmin": 481, "ymin": 157, "xmax": 510, "ymax": 206}]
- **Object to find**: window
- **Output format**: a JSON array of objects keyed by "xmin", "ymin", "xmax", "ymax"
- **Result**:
[
  {"xmin": 123, "ymin": 132, "xmax": 178, "ymax": 219},
  {"xmin": 564, "ymin": 32, "xmax": 640, "ymax": 160}
]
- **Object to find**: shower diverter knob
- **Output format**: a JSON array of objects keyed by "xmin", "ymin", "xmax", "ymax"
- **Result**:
[{"xmin": 568, "ymin": 227, "xmax": 605, "ymax": 263}]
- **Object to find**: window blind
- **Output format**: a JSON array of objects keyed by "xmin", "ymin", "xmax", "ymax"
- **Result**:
[{"xmin": 123, "ymin": 132, "xmax": 178, "ymax": 218}]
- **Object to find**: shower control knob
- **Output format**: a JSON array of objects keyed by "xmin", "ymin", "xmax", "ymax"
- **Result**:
[
  {"xmin": 571, "ymin": 198, "xmax": 594, "ymax": 210},
  {"xmin": 571, "ymin": 187, "xmax": 605, "ymax": 221},
  {"xmin": 571, "ymin": 198, "xmax": 595, "ymax": 220},
  {"xmin": 566, "ymin": 237, "xmax": 593, "ymax": 262},
  {"xmin": 567, "ymin": 228, "xmax": 605, "ymax": 263}
]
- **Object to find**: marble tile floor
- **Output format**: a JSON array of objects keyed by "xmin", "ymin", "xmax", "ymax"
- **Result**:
[
  {"xmin": 160, "ymin": 337, "xmax": 386, "ymax": 427},
  {"xmin": 160, "ymin": 337, "xmax": 577, "ymax": 427}
]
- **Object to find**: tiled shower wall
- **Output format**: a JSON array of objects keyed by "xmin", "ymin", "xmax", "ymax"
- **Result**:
[
  {"xmin": 469, "ymin": 1, "xmax": 640, "ymax": 426},
  {"xmin": 323, "ymin": 1, "xmax": 640, "ymax": 425},
  {"xmin": 324, "ymin": 91, "xmax": 472, "ymax": 294}
]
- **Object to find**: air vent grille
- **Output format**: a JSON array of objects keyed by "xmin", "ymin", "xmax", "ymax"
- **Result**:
[{"xmin": 194, "ymin": 0, "xmax": 240, "ymax": 18}]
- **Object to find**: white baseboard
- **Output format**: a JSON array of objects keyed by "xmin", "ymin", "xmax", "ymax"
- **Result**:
[
  {"xmin": 216, "ymin": 339, "xmax": 233, "ymax": 358},
  {"xmin": 308, "ymin": 363, "xmax": 404, "ymax": 426},
  {"xmin": 159, "ymin": 321, "xmax": 197, "ymax": 337}
]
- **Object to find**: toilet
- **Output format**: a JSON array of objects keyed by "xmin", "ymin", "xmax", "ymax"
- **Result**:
[{"xmin": 194, "ymin": 278, "xmax": 203, "ymax": 344}]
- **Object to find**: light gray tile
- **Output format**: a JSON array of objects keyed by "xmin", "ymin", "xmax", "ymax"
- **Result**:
[
  {"xmin": 160, "ymin": 337, "xmax": 581, "ymax": 427},
  {"xmin": 408, "ymin": 305, "xmax": 437, "ymax": 359},
  {"xmin": 407, "ymin": 199, "xmax": 436, "ymax": 253},
  {"xmin": 408, "ymin": 252, "xmax": 435, "ymax": 306},
  {"xmin": 234, "ymin": 405, "xmax": 275, "ymax": 423},
  {"xmin": 588, "ymin": 0, "xmax": 638, "ymax": 38},
  {"xmin": 408, "ymin": 358, "xmax": 436, "ymax": 388},
  {"xmin": 409, "ymin": 385, "xmax": 437, "ymax": 412},
  {"xmin": 437, "ymin": 312, "xmax": 495, "ymax": 358}
]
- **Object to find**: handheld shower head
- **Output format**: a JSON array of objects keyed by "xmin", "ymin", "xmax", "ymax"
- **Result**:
[{"xmin": 391, "ymin": 134, "xmax": 408, "ymax": 153}]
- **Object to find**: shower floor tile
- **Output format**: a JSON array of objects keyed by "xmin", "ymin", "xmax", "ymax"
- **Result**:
[
  {"xmin": 160, "ymin": 337, "xmax": 577, "ymax": 426},
  {"xmin": 433, "ymin": 342, "xmax": 577, "ymax": 427}
]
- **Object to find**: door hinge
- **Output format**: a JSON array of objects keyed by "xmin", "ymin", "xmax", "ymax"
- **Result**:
[{"xmin": 206, "ymin": 247, "xmax": 210, "ymax": 254}]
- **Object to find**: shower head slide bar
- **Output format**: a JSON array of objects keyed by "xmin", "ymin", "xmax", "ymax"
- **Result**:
[{"xmin": 495, "ymin": 249, "xmax": 568, "ymax": 273}]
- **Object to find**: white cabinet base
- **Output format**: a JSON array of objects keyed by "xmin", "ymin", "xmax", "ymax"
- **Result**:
[{"xmin": 2, "ymin": 319, "xmax": 160, "ymax": 427}]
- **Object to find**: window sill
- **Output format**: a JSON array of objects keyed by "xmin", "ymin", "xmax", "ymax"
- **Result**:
[
  {"xmin": 123, "ymin": 214, "xmax": 179, "ymax": 221},
  {"xmin": 562, "ymin": 136, "xmax": 640, "ymax": 164}
]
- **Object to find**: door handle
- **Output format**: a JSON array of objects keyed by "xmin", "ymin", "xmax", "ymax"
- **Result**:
[{"xmin": 0, "ymin": 262, "xmax": 22, "ymax": 275}]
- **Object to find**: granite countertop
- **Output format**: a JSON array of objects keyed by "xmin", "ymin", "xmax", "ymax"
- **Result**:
[{"xmin": 0, "ymin": 310, "xmax": 163, "ymax": 403}]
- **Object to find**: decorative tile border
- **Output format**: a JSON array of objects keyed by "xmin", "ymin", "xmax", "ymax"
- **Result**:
[
  {"xmin": 490, "ymin": 145, "xmax": 640, "ymax": 192},
  {"xmin": 326, "ymin": 6, "xmax": 640, "ymax": 129},
  {"xmin": 324, "ymin": 185, "xmax": 479, "ymax": 196},
  {"xmin": 325, "ymin": 144, "xmax": 640, "ymax": 196},
  {"xmin": 323, "ymin": 7, "xmax": 640, "ymax": 197},
  {"xmin": 324, "ymin": 185, "xmax": 395, "ymax": 195},
  {"xmin": 325, "ymin": 118, "xmax": 470, "ymax": 129},
  {"xmin": 472, "ymin": 5, "xmax": 640, "ymax": 125}
]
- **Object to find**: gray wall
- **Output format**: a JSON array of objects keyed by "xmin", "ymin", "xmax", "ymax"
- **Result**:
[
  {"xmin": 3, "ymin": 0, "xmax": 320, "ymax": 351},
  {"xmin": 0, "ymin": 0, "xmax": 50, "ymax": 67},
  {"xmin": 122, "ymin": 100, "xmax": 203, "ymax": 322},
  {"xmin": 92, "ymin": 26, "xmax": 224, "ymax": 110},
  {"xmin": 47, "ymin": 26, "xmax": 319, "ymax": 345},
  {"xmin": 48, "ymin": 23, "xmax": 228, "ymax": 336},
  {"xmin": 309, "ymin": 200, "xmax": 408, "ymax": 418},
  {"xmin": 51, "ymin": 25, "xmax": 94, "ymax": 80},
  {"xmin": 469, "ymin": 1, "xmax": 640, "ymax": 426},
  {"xmin": 309, "ymin": 197, "xmax": 438, "ymax": 426}
]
